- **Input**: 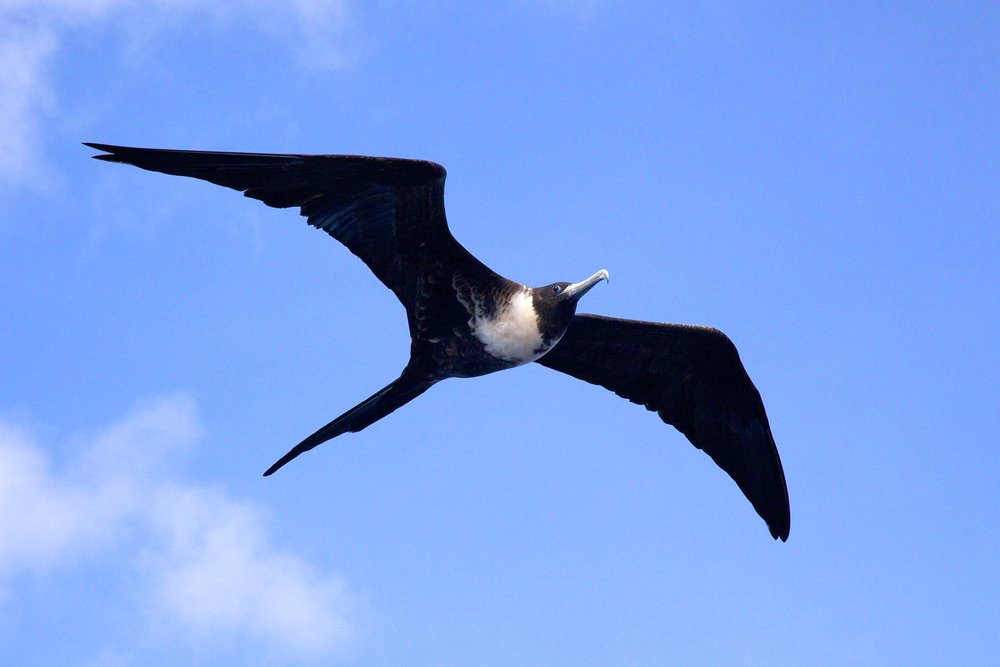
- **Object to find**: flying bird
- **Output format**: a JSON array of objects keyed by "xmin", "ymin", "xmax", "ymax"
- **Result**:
[{"xmin": 86, "ymin": 143, "xmax": 791, "ymax": 541}]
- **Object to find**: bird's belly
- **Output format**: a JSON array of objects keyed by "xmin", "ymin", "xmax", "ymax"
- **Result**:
[{"xmin": 440, "ymin": 331, "xmax": 558, "ymax": 379}]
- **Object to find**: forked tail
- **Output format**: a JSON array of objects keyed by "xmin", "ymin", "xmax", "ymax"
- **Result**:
[{"xmin": 263, "ymin": 369, "xmax": 435, "ymax": 476}]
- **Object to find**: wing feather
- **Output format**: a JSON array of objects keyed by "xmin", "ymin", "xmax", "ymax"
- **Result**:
[
  {"xmin": 85, "ymin": 143, "xmax": 496, "ymax": 338},
  {"xmin": 536, "ymin": 314, "xmax": 790, "ymax": 540}
]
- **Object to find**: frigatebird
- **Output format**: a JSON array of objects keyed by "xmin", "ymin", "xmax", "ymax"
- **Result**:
[{"xmin": 86, "ymin": 143, "xmax": 790, "ymax": 541}]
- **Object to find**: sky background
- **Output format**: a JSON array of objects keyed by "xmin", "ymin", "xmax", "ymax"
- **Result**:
[{"xmin": 2, "ymin": 1, "xmax": 998, "ymax": 665}]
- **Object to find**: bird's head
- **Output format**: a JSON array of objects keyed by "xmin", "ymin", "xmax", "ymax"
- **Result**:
[{"xmin": 531, "ymin": 269, "xmax": 610, "ymax": 335}]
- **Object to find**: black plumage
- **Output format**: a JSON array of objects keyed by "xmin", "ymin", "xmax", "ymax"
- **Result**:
[
  {"xmin": 536, "ymin": 315, "xmax": 789, "ymax": 540},
  {"xmin": 86, "ymin": 143, "xmax": 790, "ymax": 541}
]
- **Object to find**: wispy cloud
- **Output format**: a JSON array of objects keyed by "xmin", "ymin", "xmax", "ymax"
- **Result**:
[
  {"xmin": 0, "ymin": 0, "xmax": 357, "ymax": 187},
  {"xmin": 0, "ymin": 395, "xmax": 354, "ymax": 659},
  {"xmin": 149, "ymin": 484, "xmax": 352, "ymax": 654},
  {"xmin": 0, "ymin": 22, "xmax": 57, "ymax": 186}
]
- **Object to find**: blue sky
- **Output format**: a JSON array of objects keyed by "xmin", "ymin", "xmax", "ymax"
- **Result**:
[{"xmin": 2, "ymin": 1, "xmax": 998, "ymax": 665}]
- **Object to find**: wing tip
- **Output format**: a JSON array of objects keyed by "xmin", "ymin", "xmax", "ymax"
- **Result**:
[
  {"xmin": 84, "ymin": 142, "xmax": 130, "ymax": 163},
  {"xmin": 262, "ymin": 451, "xmax": 295, "ymax": 477},
  {"xmin": 84, "ymin": 141, "xmax": 118, "ymax": 153},
  {"xmin": 763, "ymin": 479, "xmax": 790, "ymax": 542},
  {"xmin": 769, "ymin": 519, "xmax": 790, "ymax": 542}
]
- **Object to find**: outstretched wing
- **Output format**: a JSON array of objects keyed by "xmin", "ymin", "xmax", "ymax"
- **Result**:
[
  {"xmin": 536, "ymin": 314, "xmax": 790, "ymax": 541},
  {"xmin": 85, "ymin": 143, "xmax": 493, "ymax": 332}
]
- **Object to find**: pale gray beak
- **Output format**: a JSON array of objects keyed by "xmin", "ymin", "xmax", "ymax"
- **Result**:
[{"xmin": 563, "ymin": 269, "xmax": 610, "ymax": 300}]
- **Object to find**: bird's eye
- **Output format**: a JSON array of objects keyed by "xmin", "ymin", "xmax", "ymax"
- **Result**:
[{"xmin": 551, "ymin": 285, "xmax": 563, "ymax": 295}]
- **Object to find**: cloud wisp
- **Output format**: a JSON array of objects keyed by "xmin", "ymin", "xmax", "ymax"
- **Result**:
[
  {"xmin": 0, "ymin": 0, "xmax": 357, "ymax": 187},
  {"xmin": 0, "ymin": 394, "xmax": 354, "ymax": 659},
  {"xmin": 0, "ymin": 21, "xmax": 57, "ymax": 186}
]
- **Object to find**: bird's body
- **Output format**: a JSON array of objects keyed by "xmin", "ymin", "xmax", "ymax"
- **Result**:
[{"xmin": 87, "ymin": 143, "xmax": 791, "ymax": 541}]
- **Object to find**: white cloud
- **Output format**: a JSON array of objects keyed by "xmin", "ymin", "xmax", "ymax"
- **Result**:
[
  {"xmin": 0, "ymin": 395, "xmax": 354, "ymax": 658},
  {"xmin": 0, "ymin": 420, "xmax": 92, "ymax": 573},
  {"xmin": 150, "ymin": 484, "xmax": 352, "ymax": 654},
  {"xmin": 0, "ymin": 0, "xmax": 357, "ymax": 187}
]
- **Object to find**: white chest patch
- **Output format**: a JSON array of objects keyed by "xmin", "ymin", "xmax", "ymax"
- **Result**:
[{"xmin": 471, "ymin": 289, "xmax": 546, "ymax": 364}]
